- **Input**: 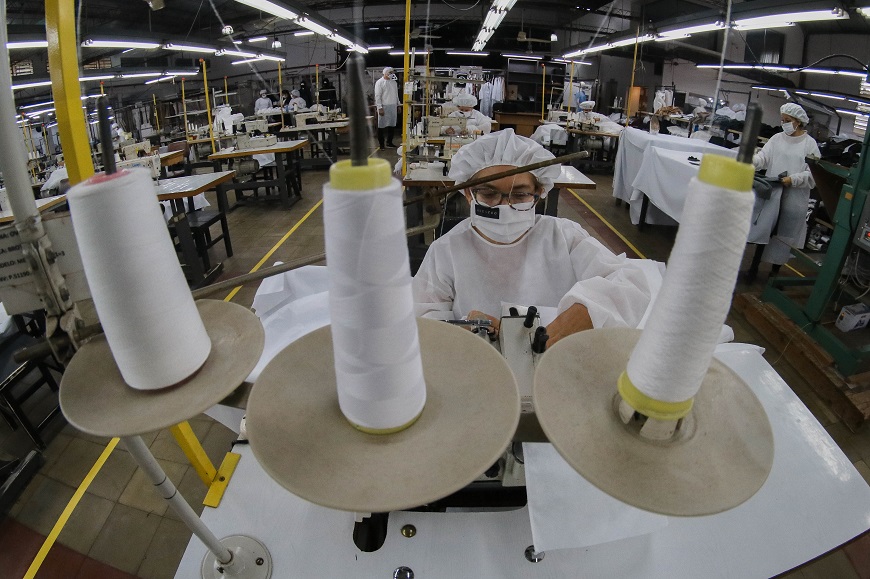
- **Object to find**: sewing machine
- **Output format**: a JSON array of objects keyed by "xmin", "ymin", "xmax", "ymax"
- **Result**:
[
  {"xmin": 427, "ymin": 116, "xmax": 467, "ymax": 136},
  {"xmin": 117, "ymin": 153, "xmax": 161, "ymax": 179},
  {"xmin": 236, "ymin": 133, "xmax": 277, "ymax": 151},
  {"xmin": 122, "ymin": 141, "xmax": 151, "ymax": 160},
  {"xmin": 243, "ymin": 119, "xmax": 269, "ymax": 134}
]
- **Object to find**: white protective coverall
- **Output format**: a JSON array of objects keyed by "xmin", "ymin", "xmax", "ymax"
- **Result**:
[
  {"xmin": 374, "ymin": 72, "xmax": 399, "ymax": 129},
  {"xmin": 254, "ymin": 93, "xmax": 273, "ymax": 113},
  {"xmin": 413, "ymin": 129, "xmax": 662, "ymax": 326},
  {"xmin": 446, "ymin": 109, "xmax": 493, "ymax": 135},
  {"xmin": 752, "ymin": 131, "xmax": 820, "ymax": 264}
]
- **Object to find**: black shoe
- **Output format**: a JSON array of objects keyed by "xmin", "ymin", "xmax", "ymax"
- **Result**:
[
  {"xmin": 387, "ymin": 142, "xmax": 396, "ymax": 148},
  {"xmin": 378, "ymin": 145, "xmax": 385, "ymax": 151}
]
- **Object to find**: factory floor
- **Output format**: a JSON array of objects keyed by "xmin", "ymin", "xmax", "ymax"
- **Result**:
[{"xmin": 0, "ymin": 148, "xmax": 869, "ymax": 578}]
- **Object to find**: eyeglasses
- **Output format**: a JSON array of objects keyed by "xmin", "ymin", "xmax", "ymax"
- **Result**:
[{"xmin": 469, "ymin": 187, "xmax": 540, "ymax": 210}]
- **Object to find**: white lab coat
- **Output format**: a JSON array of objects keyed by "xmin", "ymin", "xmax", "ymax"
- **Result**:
[
  {"xmin": 413, "ymin": 216, "xmax": 662, "ymax": 328},
  {"xmin": 752, "ymin": 131, "xmax": 821, "ymax": 264},
  {"xmin": 254, "ymin": 97, "xmax": 273, "ymax": 113},
  {"xmin": 287, "ymin": 97, "xmax": 307, "ymax": 111},
  {"xmin": 375, "ymin": 76, "xmax": 399, "ymax": 129},
  {"xmin": 443, "ymin": 110, "xmax": 492, "ymax": 135}
]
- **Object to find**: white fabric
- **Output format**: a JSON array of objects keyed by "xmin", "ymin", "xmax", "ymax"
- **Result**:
[
  {"xmin": 531, "ymin": 123, "xmax": 568, "ymax": 146},
  {"xmin": 492, "ymin": 77, "xmax": 505, "ymax": 102},
  {"xmin": 613, "ymin": 127, "xmax": 732, "ymax": 205},
  {"xmin": 752, "ymin": 132, "xmax": 821, "ymax": 264},
  {"xmin": 160, "ymin": 193, "xmax": 211, "ymax": 221},
  {"xmin": 412, "ymin": 216, "xmax": 663, "ymax": 330},
  {"xmin": 288, "ymin": 97, "xmax": 307, "ymax": 111},
  {"xmin": 41, "ymin": 166, "xmax": 68, "ymax": 192},
  {"xmin": 254, "ymin": 97, "xmax": 273, "ymax": 113},
  {"xmin": 781, "ymin": 103, "xmax": 809, "ymax": 125},
  {"xmin": 448, "ymin": 129, "xmax": 560, "ymax": 194},
  {"xmin": 479, "ymin": 81, "xmax": 495, "ymax": 117},
  {"xmin": 444, "ymin": 109, "xmax": 492, "ymax": 135}
]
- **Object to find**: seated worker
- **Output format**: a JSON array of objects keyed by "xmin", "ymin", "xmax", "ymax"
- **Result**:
[
  {"xmin": 412, "ymin": 129, "xmax": 661, "ymax": 347},
  {"xmin": 287, "ymin": 89, "xmax": 307, "ymax": 112},
  {"xmin": 577, "ymin": 100, "xmax": 599, "ymax": 123},
  {"xmin": 254, "ymin": 89, "xmax": 273, "ymax": 114},
  {"xmin": 442, "ymin": 94, "xmax": 493, "ymax": 136}
]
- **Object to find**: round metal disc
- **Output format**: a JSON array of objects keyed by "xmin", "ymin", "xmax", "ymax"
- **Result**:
[
  {"xmin": 533, "ymin": 327, "xmax": 774, "ymax": 517},
  {"xmin": 60, "ymin": 300, "xmax": 265, "ymax": 437},
  {"xmin": 201, "ymin": 535, "xmax": 272, "ymax": 579},
  {"xmin": 246, "ymin": 317, "xmax": 521, "ymax": 513}
]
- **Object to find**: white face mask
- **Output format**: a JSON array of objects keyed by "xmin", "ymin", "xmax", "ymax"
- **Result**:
[
  {"xmin": 470, "ymin": 200, "xmax": 536, "ymax": 243},
  {"xmin": 781, "ymin": 121, "xmax": 796, "ymax": 136},
  {"xmin": 461, "ymin": 110, "xmax": 474, "ymax": 118}
]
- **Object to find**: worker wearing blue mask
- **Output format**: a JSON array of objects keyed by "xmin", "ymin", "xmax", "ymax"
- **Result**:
[
  {"xmin": 412, "ymin": 129, "xmax": 661, "ymax": 347},
  {"xmin": 747, "ymin": 103, "xmax": 820, "ymax": 279}
]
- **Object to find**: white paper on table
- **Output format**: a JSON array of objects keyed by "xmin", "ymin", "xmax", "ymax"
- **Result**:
[
  {"xmin": 246, "ymin": 290, "xmax": 331, "ymax": 383},
  {"xmin": 251, "ymin": 264, "xmax": 330, "ymax": 319},
  {"xmin": 523, "ymin": 442, "xmax": 668, "ymax": 552}
]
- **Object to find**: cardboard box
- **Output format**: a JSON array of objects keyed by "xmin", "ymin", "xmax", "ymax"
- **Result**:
[{"xmin": 836, "ymin": 303, "xmax": 870, "ymax": 332}]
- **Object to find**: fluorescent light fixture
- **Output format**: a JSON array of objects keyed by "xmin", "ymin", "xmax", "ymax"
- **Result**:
[
  {"xmin": 258, "ymin": 54, "xmax": 286, "ymax": 62},
  {"xmin": 447, "ymin": 51, "xmax": 489, "ymax": 56},
  {"xmin": 297, "ymin": 18, "xmax": 333, "ymax": 37},
  {"xmin": 12, "ymin": 80, "xmax": 53, "ymax": 91},
  {"xmin": 80, "ymin": 75, "xmax": 115, "ymax": 82},
  {"xmin": 364, "ymin": 45, "xmax": 393, "ymax": 51},
  {"xmin": 836, "ymin": 108, "xmax": 869, "ymax": 117},
  {"xmin": 473, "ymin": 0, "xmax": 518, "ymax": 51},
  {"xmin": 388, "ymin": 50, "xmax": 429, "ymax": 56},
  {"xmin": 20, "ymin": 100, "xmax": 54, "ymax": 109},
  {"xmin": 45, "ymin": 122, "xmax": 58, "ymax": 129},
  {"xmin": 332, "ymin": 34, "xmax": 355, "ymax": 47},
  {"xmin": 82, "ymin": 39, "xmax": 160, "ymax": 49},
  {"xmin": 563, "ymin": 43, "xmax": 608, "ymax": 58},
  {"xmin": 659, "ymin": 22, "xmax": 723, "ymax": 37},
  {"xmin": 7, "ymin": 40, "xmax": 48, "ymax": 49},
  {"xmin": 271, "ymin": 38, "xmax": 282, "ymax": 48},
  {"xmin": 859, "ymin": 7, "xmax": 870, "ymax": 17},
  {"xmin": 503, "ymin": 53, "xmax": 542, "ymax": 60},
  {"xmin": 349, "ymin": 45, "xmax": 369, "ymax": 54},
  {"xmin": 809, "ymin": 92, "xmax": 846, "ymax": 100},
  {"xmin": 248, "ymin": 36, "xmax": 268, "ymax": 42},
  {"xmin": 145, "ymin": 75, "xmax": 176, "ymax": 84},
  {"xmin": 494, "ymin": 0, "xmax": 517, "ymax": 9},
  {"xmin": 751, "ymin": 85, "xmax": 790, "ymax": 94},
  {"xmin": 164, "ymin": 70, "xmax": 199, "ymax": 76},
  {"xmin": 120, "ymin": 72, "xmax": 163, "ymax": 78},
  {"xmin": 609, "ymin": 35, "xmax": 655, "ymax": 48},
  {"xmin": 735, "ymin": 8, "xmax": 848, "ymax": 30},
  {"xmin": 656, "ymin": 34, "xmax": 689, "ymax": 41},
  {"xmin": 232, "ymin": 58, "xmax": 265, "ymax": 64},
  {"xmin": 234, "ymin": 0, "xmax": 298, "ymax": 21},
  {"xmin": 553, "ymin": 58, "xmax": 592, "ymax": 65},
  {"xmin": 162, "ymin": 43, "xmax": 215, "ymax": 53},
  {"xmin": 26, "ymin": 108, "xmax": 55, "ymax": 117},
  {"xmin": 216, "ymin": 49, "xmax": 258, "ymax": 58},
  {"xmin": 294, "ymin": 31, "xmax": 315, "ymax": 37}
]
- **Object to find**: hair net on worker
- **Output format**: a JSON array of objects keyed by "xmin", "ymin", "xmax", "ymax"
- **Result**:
[
  {"xmin": 259, "ymin": 89, "xmax": 267, "ymax": 96},
  {"xmin": 383, "ymin": 67, "xmax": 394, "ymax": 74},
  {"xmin": 291, "ymin": 89, "xmax": 300, "ymax": 97},
  {"xmin": 453, "ymin": 93, "xmax": 477, "ymax": 107},
  {"xmin": 579, "ymin": 100, "xmax": 595, "ymax": 110},
  {"xmin": 448, "ymin": 129, "xmax": 561, "ymax": 196},
  {"xmin": 781, "ymin": 103, "xmax": 809, "ymax": 125},
  {"xmin": 732, "ymin": 103, "xmax": 746, "ymax": 112}
]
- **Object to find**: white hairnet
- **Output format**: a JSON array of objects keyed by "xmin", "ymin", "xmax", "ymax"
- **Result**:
[
  {"xmin": 259, "ymin": 89, "xmax": 267, "ymax": 96},
  {"xmin": 448, "ymin": 129, "xmax": 561, "ymax": 196},
  {"xmin": 781, "ymin": 103, "xmax": 809, "ymax": 125},
  {"xmin": 579, "ymin": 100, "xmax": 595, "ymax": 110},
  {"xmin": 731, "ymin": 103, "xmax": 746, "ymax": 112},
  {"xmin": 383, "ymin": 67, "xmax": 394, "ymax": 74},
  {"xmin": 291, "ymin": 89, "xmax": 300, "ymax": 97},
  {"xmin": 453, "ymin": 93, "xmax": 477, "ymax": 107}
]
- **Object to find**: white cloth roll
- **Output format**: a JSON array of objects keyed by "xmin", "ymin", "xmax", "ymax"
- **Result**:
[
  {"xmin": 626, "ymin": 176, "xmax": 753, "ymax": 403},
  {"xmin": 67, "ymin": 168, "xmax": 211, "ymax": 390},
  {"xmin": 323, "ymin": 176, "xmax": 426, "ymax": 430}
]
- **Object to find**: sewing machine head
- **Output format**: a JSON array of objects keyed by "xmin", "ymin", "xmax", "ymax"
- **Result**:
[
  {"xmin": 244, "ymin": 119, "xmax": 269, "ymax": 134},
  {"xmin": 122, "ymin": 141, "xmax": 151, "ymax": 160}
]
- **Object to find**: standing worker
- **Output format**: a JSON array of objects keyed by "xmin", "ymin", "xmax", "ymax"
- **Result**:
[
  {"xmin": 254, "ymin": 89, "xmax": 273, "ymax": 114},
  {"xmin": 746, "ymin": 103, "xmax": 821, "ymax": 281},
  {"xmin": 374, "ymin": 66, "xmax": 399, "ymax": 150}
]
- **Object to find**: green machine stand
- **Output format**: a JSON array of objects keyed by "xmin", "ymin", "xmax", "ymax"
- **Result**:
[{"xmin": 761, "ymin": 127, "xmax": 870, "ymax": 376}]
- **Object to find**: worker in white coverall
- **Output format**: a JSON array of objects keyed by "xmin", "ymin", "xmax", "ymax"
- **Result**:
[
  {"xmin": 374, "ymin": 66, "xmax": 399, "ymax": 150},
  {"xmin": 442, "ymin": 93, "xmax": 492, "ymax": 136},
  {"xmin": 746, "ymin": 103, "xmax": 821, "ymax": 281},
  {"xmin": 254, "ymin": 89, "xmax": 273, "ymax": 114},
  {"xmin": 412, "ymin": 129, "xmax": 662, "ymax": 348}
]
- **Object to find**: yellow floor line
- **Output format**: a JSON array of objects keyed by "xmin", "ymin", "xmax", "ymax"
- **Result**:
[
  {"xmin": 223, "ymin": 199, "xmax": 324, "ymax": 302},
  {"xmin": 784, "ymin": 263, "xmax": 806, "ymax": 278},
  {"xmin": 24, "ymin": 438, "xmax": 120, "ymax": 579},
  {"xmin": 567, "ymin": 188, "xmax": 647, "ymax": 259}
]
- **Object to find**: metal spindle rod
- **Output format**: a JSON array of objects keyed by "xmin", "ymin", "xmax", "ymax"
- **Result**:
[
  {"xmin": 123, "ymin": 436, "xmax": 234, "ymax": 566},
  {"xmin": 97, "ymin": 96, "xmax": 115, "ymax": 175},
  {"xmin": 346, "ymin": 52, "xmax": 369, "ymax": 166}
]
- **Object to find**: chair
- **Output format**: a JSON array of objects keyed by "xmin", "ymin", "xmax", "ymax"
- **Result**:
[
  {"xmin": 0, "ymin": 316, "xmax": 63, "ymax": 450},
  {"xmin": 181, "ymin": 163, "xmax": 233, "ymax": 269},
  {"xmin": 165, "ymin": 140, "xmax": 190, "ymax": 178}
]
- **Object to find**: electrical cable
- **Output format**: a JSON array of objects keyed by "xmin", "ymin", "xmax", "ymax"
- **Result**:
[{"xmin": 440, "ymin": 0, "xmax": 482, "ymax": 11}]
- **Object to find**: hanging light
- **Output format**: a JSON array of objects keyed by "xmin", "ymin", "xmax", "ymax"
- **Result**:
[{"xmin": 272, "ymin": 37, "xmax": 282, "ymax": 49}]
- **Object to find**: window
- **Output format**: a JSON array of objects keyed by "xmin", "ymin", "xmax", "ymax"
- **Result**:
[{"xmin": 744, "ymin": 30, "xmax": 784, "ymax": 64}]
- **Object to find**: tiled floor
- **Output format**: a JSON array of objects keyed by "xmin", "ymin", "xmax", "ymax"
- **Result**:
[{"xmin": 0, "ymin": 148, "xmax": 868, "ymax": 578}]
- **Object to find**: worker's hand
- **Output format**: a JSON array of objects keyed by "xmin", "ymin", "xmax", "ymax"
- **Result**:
[
  {"xmin": 466, "ymin": 310, "xmax": 500, "ymax": 339},
  {"xmin": 781, "ymin": 176, "xmax": 792, "ymax": 187},
  {"xmin": 378, "ymin": 108, "xmax": 385, "ymax": 116},
  {"xmin": 445, "ymin": 127, "xmax": 456, "ymax": 135},
  {"xmin": 546, "ymin": 304, "xmax": 593, "ymax": 349}
]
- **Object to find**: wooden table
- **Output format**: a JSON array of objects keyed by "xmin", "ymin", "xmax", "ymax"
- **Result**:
[
  {"xmin": 276, "ymin": 122, "xmax": 348, "ymax": 168},
  {"xmin": 209, "ymin": 140, "xmax": 307, "ymax": 209},
  {"xmin": 158, "ymin": 150, "xmax": 185, "ymax": 167},
  {"xmin": 156, "ymin": 171, "xmax": 236, "ymax": 288},
  {"xmin": 493, "ymin": 112, "xmax": 543, "ymax": 138},
  {"xmin": 0, "ymin": 195, "xmax": 67, "ymax": 224}
]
